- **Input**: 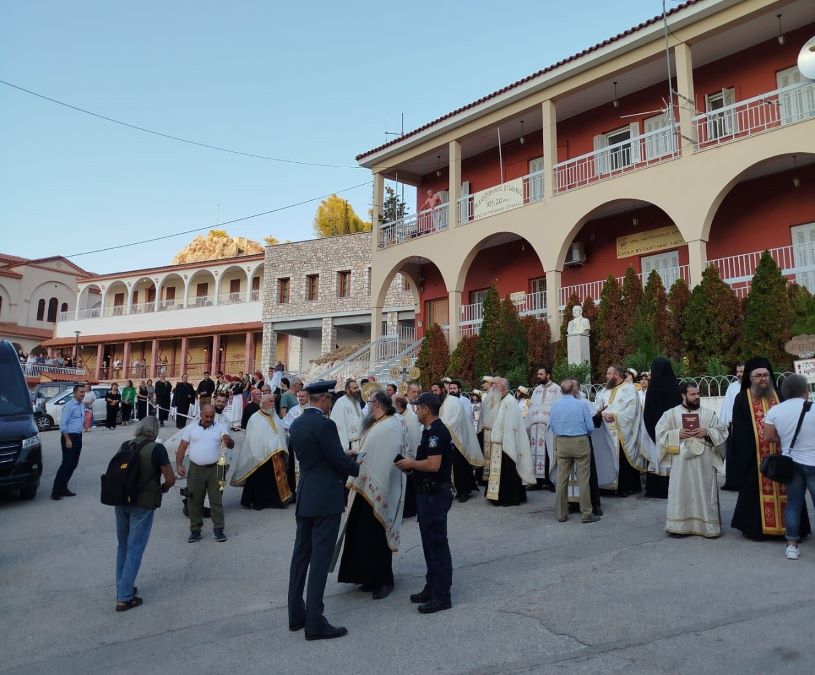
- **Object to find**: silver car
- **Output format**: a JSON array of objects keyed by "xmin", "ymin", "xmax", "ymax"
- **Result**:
[{"xmin": 39, "ymin": 386, "xmax": 112, "ymax": 431}]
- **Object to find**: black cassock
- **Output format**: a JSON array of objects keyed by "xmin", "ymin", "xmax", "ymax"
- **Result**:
[
  {"xmin": 486, "ymin": 453, "xmax": 527, "ymax": 506},
  {"xmin": 172, "ymin": 382, "xmax": 196, "ymax": 429},
  {"xmin": 240, "ymin": 460, "xmax": 287, "ymax": 510},
  {"xmin": 730, "ymin": 391, "xmax": 811, "ymax": 540},
  {"xmin": 337, "ymin": 496, "xmax": 393, "ymax": 588},
  {"xmin": 154, "ymin": 381, "xmax": 172, "ymax": 422}
]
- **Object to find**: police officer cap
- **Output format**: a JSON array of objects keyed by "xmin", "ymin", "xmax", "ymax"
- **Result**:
[
  {"xmin": 304, "ymin": 379, "xmax": 337, "ymax": 394},
  {"xmin": 415, "ymin": 392, "xmax": 441, "ymax": 408}
]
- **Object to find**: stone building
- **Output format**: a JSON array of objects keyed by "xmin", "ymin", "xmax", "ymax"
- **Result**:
[{"xmin": 261, "ymin": 232, "xmax": 415, "ymax": 373}]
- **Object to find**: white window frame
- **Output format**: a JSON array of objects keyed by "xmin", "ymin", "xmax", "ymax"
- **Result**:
[
  {"xmin": 528, "ymin": 157, "xmax": 544, "ymax": 201},
  {"xmin": 792, "ymin": 223, "xmax": 815, "ymax": 293},
  {"xmin": 705, "ymin": 88, "xmax": 737, "ymax": 139},
  {"xmin": 641, "ymin": 250, "xmax": 680, "ymax": 289},
  {"xmin": 593, "ymin": 123, "xmax": 640, "ymax": 175},
  {"xmin": 777, "ymin": 66, "xmax": 815, "ymax": 125},
  {"xmin": 643, "ymin": 114, "xmax": 676, "ymax": 160}
]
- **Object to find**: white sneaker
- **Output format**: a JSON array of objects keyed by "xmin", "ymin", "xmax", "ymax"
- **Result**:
[{"xmin": 785, "ymin": 544, "xmax": 800, "ymax": 560}]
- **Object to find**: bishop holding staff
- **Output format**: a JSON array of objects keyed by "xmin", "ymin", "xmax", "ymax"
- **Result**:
[{"xmin": 655, "ymin": 383, "xmax": 728, "ymax": 537}]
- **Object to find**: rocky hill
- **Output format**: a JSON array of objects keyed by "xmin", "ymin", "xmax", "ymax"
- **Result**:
[{"xmin": 172, "ymin": 229, "xmax": 263, "ymax": 264}]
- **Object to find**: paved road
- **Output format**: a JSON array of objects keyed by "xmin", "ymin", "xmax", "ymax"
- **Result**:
[{"xmin": 1, "ymin": 423, "xmax": 813, "ymax": 675}]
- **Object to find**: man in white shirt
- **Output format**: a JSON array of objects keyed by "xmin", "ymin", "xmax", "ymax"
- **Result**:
[
  {"xmin": 283, "ymin": 389, "xmax": 309, "ymax": 431},
  {"xmin": 176, "ymin": 404, "xmax": 234, "ymax": 543},
  {"xmin": 764, "ymin": 374, "xmax": 815, "ymax": 561}
]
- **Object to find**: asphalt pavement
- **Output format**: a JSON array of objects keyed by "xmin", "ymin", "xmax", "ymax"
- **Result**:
[{"xmin": 1, "ymin": 423, "xmax": 814, "ymax": 675}]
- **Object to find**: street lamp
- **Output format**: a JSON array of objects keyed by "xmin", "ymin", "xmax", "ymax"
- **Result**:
[{"xmin": 73, "ymin": 330, "xmax": 81, "ymax": 361}]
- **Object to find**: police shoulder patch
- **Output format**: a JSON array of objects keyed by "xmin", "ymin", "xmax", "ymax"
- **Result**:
[{"xmin": 428, "ymin": 436, "xmax": 439, "ymax": 448}]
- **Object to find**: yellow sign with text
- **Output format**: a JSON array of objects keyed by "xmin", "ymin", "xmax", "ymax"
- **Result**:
[{"xmin": 616, "ymin": 225, "xmax": 684, "ymax": 259}]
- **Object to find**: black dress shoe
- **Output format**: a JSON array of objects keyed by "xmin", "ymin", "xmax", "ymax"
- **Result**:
[
  {"xmin": 359, "ymin": 583, "xmax": 376, "ymax": 592},
  {"xmin": 457, "ymin": 494, "xmax": 470, "ymax": 503},
  {"xmin": 592, "ymin": 507, "xmax": 603, "ymax": 517},
  {"xmin": 62, "ymin": 489, "xmax": 76, "ymax": 497},
  {"xmin": 305, "ymin": 624, "xmax": 348, "ymax": 641},
  {"xmin": 418, "ymin": 599, "xmax": 452, "ymax": 614},
  {"xmin": 410, "ymin": 589, "xmax": 432, "ymax": 604},
  {"xmin": 51, "ymin": 493, "xmax": 62, "ymax": 500},
  {"xmin": 582, "ymin": 514, "xmax": 602, "ymax": 524},
  {"xmin": 372, "ymin": 584, "xmax": 394, "ymax": 600},
  {"xmin": 289, "ymin": 621, "xmax": 305, "ymax": 632}
]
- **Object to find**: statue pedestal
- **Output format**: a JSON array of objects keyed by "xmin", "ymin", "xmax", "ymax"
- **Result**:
[{"xmin": 567, "ymin": 334, "xmax": 591, "ymax": 365}]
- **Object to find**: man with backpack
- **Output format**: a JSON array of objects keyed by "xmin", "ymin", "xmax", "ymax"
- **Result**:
[{"xmin": 108, "ymin": 416, "xmax": 175, "ymax": 612}]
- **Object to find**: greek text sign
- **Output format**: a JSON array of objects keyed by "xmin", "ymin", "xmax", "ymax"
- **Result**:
[
  {"xmin": 616, "ymin": 225, "xmax": 684, "ymax": 259},
  {"xmin": 794, "ymin": 359, "xmax": 815, "ymax": 381},
  {"xmin": 472, "ymin": 178, "xmax": 524, "ymax": 220}
]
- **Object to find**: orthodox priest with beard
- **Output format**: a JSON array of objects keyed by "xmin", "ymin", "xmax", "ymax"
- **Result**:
[
  {"xmin": 487, "ymin": 378, "xmax": 536, "ymax": 506},
  {"xmin": 656, "ymin": 382, "xmax": 728, "ymax": 537},
  {"xmin": 431, "ymin": 382, "xmax": 484, "ymax": 502},
  {"xmin": 331, "ymin": 379, "xmax": 365, "ymax": 453},
  {"xmin": 594, "ymin": 365, "xmax": 646, "ymax": 496},
  {"xmin": 477, "ymin": 376, "xmax": 500, "ymax": 485},
  {"xmin": 337, "ymin": 391, "xmax": 407, "ymax": 599},
  {"xmin": 231, "ymin": 394, "xmax": 292, "ymax": 510},
  {"xmin": 526, "ymin": 366, "xmax": 561, "ymax": 490},
  {"xmin": 730, "ymin": 358, "xmax": 811, "ymax": 540}
]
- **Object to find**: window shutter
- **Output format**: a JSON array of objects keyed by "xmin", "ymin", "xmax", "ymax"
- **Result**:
[
  {"xmin": 629, "ymin": 122, "xmax": 641, "ymax": 163},
  {"xmin": 459, "ymin": 181, "xmax": 470, "ymax": 223},
  {"xmin": 593, "ymin": 134, "xmax": 609, "ymax": 175}
]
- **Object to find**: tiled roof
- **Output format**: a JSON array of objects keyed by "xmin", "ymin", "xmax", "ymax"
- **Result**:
[
  {"xmin": 41, "ymin": 321, "xmax": 262, "ymax": 347},
  {"xmin": 356, "ymin": 0, "xmax": 700, "ymax": 161},
  {"xmin": 0, "ymin": 322, "xmax": 55, "ymax": 340}
]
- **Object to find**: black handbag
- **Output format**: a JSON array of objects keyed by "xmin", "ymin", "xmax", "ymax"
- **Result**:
[{"xmin": 760, "ymin": 401, "xmax": 811, "ymax": 484}]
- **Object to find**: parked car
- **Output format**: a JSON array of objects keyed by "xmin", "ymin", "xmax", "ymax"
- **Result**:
[
  {"xmin": 32, "ymin": 381, "xmax": 83, "ymax": 415},
  {"xmin": 0, "ymin": 340, "xmax": 42, "ymax": 500},
  {"xmin": 40, "ymin": 385, "xmax": 113, "ymax": 431}
]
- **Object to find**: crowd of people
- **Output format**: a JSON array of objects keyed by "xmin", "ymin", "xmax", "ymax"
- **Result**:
[{"xmin": 50, "ymin": 355, "xmax": 815, "ymax": 638}]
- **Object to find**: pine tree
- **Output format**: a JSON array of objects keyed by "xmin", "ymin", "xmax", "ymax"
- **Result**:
[
  {"xmin": 740, "ymin": 251, "xmax": 794, "ymax": 370},
  {"xmin": 594, "ymin": 276, "xmax": 627, "ymax": 379},
  {"xmin": 664, "ymin": 278, "xmax": 690, "ymax": 360},
  {"xmin": 473, "ymin": 285, "xmax": 501, "ymax": 378},
  {"xmin": 683, "ymin": 266, "xmax": 741, "ymax": 372},
  {"xmin": 447, "ymin": 335, "xmax": 479, "ymax": 388},
  {"xmin": 415, "ymin": 324, "xmax": 449, "ymax": 389},
  {"xmin": 522, "ymin": 316, "xmax": 554, "ymax": 382}
]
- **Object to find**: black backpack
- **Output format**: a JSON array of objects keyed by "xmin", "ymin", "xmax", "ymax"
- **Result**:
[{"xmin": 100, "ymin": 439, "xmax": 152, "ymax": 506}]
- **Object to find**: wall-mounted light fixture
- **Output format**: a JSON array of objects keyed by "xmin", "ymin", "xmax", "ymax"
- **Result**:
[
  {"xmin": 612, "ymin": 81, "xmax": 620, "ymax": 108},
  {"xmin": 777, "ymin": 14, "xmax": 785, "ymax": 46},
  {"xmin": 519, "ymin": 120, "xmax": 525, "ymax": 145},
  {"xmin": 792, "ymin": 154, "xmax": 801, "ymax": 188}
]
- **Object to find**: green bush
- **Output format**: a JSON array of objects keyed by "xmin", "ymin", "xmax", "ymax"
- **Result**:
[{"xmin": 553, "ymin": 359, "xmax": 592, "ymax": 385}]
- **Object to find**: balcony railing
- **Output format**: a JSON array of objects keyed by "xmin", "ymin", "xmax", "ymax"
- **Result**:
[
  {"xmin": 457, "ymin": 169, "xmax": 545, "ymax": 225},
  {"xmin": 709, "ymin": 243, "xmax": 815, "ymax": 298},
  {"xmin": 378, "ymin": 204, "xmax": 449, "ymax": 248},
  {"xmin": 459, "ymin": 291, "xmax": 548, "ymax": 336},
  {"xmin": 129, "ymin": 301, "xmax": 156, "ymax": 315},
  {"xmin": 693, "ymin": 82, "xmax": 815, "ymax": 150},
  {"xmin": 554, "ymin": 125, "xmax": 679, "ymax": 194},
  {"xmin": 559, "ymin": 265, "xmax": 690, "ymax": 307},
  {"xmin": 23, "ymin": 363, "xmax": 87, "ymax": 377},
  {"xmin": 250, "ymin": 289, "xmax": 260, "ymax": 302},
  {"xmin": 158, "ymin": 299, "xmax": 183, "ymax": 311},
  {"xmin": 219, "ymin": 292, "xmax": 245, "ymax": 305}
]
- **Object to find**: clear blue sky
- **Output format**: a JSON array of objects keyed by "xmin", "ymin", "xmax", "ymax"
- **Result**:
[{"xmin": 1, "ymin": 0, "xmax": 665, "ymax": 273}]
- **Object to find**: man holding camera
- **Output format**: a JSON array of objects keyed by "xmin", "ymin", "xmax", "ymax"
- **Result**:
[{"xmin": 396, "ymin": 392, "xmax": 454, "ymax": 614}]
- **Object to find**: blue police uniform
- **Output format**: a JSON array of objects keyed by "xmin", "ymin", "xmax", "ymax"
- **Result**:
[
  {"xmin": 413, "ymin": 416, "xmax": 454, "ymax": 609},
  {"xmin": 286, "ymin": 381, "xmax": 360, "ymax": 639}
]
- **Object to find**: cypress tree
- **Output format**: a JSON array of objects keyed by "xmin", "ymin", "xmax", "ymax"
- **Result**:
[
  {"xmin": 473, "ymin": 284, "xmax": 501, "ymax": 378},
  {"xmin": 621, "ymin": 266, "xmax": 643, "ymax": 354},
  {"xmin": 664, "ymin": 278, "xmax": 690, "ymax": 360},
  {"xmin": 740, "ymin": 251, "xmax": 794, "ymax": 370},
  {"xmin": 595, "ymin": 276, "xmax": 627, "ymax": 379},
  {"xmin": 415, "ymin": 323, "xmax": 449, "ymax": 389},
  {"xmin": 683, "ymin": 266, "xmax": 741, "ymax": 372},
  {"xmin": 447, "ymin": 335, "xmax": 479, "ymax": 388},
  {"xmin": 495, "ymin": 296, "xmax": 526, "ymax": 375},
  {"xmin": 522, "ymin": 315, "xmax": 554, "ymax": 382}
]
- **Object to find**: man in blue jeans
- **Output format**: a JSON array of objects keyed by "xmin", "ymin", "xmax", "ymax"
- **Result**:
[
  {"xmin": 52, "ymin": 384, "xmax": 86, "ymax": 500},
  {"xmin": 764, "ymin": 374, "xmax": 815, "ymax": 561},
  {"xmin": 114, "ymin": 416, "xmax": 175, "ymax": 611},
  {"xmin": 396, "ymin": 392, "xmax": 454, "ymax": 614}
]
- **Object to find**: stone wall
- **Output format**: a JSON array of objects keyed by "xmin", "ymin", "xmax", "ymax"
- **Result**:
[{"xmin": 262, "ymin": 232, "xmax": 413, "ymax": 321}]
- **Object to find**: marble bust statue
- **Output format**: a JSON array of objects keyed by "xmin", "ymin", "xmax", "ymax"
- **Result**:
[{"xmin": 567, "ymin": 305, "xmax": 591, "ymax": 336}]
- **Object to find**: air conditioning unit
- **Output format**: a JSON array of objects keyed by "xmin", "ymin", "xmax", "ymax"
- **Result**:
[{"xmin": 564, "ymin": 241, "xmax": 586, "ymax": 267}]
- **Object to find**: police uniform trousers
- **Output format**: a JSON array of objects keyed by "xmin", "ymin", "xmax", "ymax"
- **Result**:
[{"xmin": 416, "ymin": 483, "xmax": 454, "ymax": 604}]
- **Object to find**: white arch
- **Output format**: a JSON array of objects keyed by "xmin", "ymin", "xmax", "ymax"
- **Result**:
[
  {"xmin": 185, "ymin": 269, "xmax": 217, "ymax": 306},
  {"xmin": 216, "ymin": 264, "xmax": 250, "ymax": 302},
  {"xmin": 103, "ymin": 280, "xmax": 129, "ymax": 316}
]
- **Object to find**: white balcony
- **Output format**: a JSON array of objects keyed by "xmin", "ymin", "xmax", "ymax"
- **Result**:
[
  {"xmin": 559, "ymin": 265, "xmax": 690, "ymax": 307},
  {"xmin": 457, "ymin": 169, "xmax": 545, "ymax": 225},
  {"xmin": 693, "ymin": 82, "xmax": 815, "ymax": 150},
  {"xmin": 709, "ymin": 243, "xmax": 815, "ymax": 298},
  {"xmin": 554, "ymin": 125, "xmax": 679, "ymax": 195},
  {"xmin": 458, "ymin": 291, "xmax": 548, "ymax": 336},
  {"xmin": 378, "ymin": 204, "xmax": 449, "ymax": 248}
]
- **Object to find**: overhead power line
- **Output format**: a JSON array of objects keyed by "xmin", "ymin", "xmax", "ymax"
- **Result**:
[
  {"xmin": 0, "ymin": 78, "xmax": 363, "ymax": 169},
  {"xmin": 61, "ymin": 180, "xmax": 373, "ymax": 259}
]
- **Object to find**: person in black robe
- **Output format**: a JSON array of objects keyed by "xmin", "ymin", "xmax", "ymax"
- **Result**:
[
  {"xmin": 136, "ymin": 382, "xmax": 149, "ymax": 420},
  {"xmin": 731, "ymin": 357, "xmax": 811, "ymax": 540},
  {"xmin": 172, "ymin": 375, "xmax": 196, "ymax": 429},
  {"xmin": 242, "ymin": 388, "xmax": 261, "ymax": 429},
  {"xmin": 643, "ymin": 357, "xmax": 682, "ymax": 499},
  {"xmin": 154, "ymin": 376, "xmax": 172, "ymax": 427},
  {"xmin": 196, "ymin": 372, "xmax": 215, "ymax": 408}
]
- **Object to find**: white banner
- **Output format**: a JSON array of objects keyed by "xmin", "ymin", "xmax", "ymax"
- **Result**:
[{"xmin": 472, "ymin": 178, "xmax": 524, "ymax": 220}]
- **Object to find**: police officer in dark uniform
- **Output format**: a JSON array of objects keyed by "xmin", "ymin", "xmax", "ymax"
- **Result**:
[
  {"xmin": 287, "ymin": 380, "xmax": 360, "ymax": 640},
  {"xmin": 395, "ymin": 392, "xmax": 454, "ymax": 614}
]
